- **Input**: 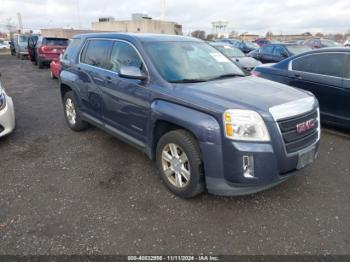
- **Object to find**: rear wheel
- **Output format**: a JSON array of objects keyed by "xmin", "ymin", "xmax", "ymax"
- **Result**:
[
  {"xmin": 50, "ymin": 71, "xmax": 56, "ymax": 79},
  {"xmin": 156, "ymin": 130, "xmax": 205, "ymax": 198},
  {"xmin": 37, "ymin": 59, "xmax": 44, "ymax": 69},
  {"xmin": 63, "ymin": 91, "xmax": 89, "ymax": 131}
]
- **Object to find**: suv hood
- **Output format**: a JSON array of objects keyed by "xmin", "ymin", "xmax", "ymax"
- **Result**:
[{"xmin": 170, "ymin": 76, "xmax": 312, "ymax": 120}]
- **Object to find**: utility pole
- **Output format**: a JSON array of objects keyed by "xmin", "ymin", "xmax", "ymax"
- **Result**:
[
  {"xmin": 17, "ymin": 12, "xmax": 23, "ymax": 33},
  {"xmin": 160, "ymin": 0, "xmax": 165, "ymax": 20}
]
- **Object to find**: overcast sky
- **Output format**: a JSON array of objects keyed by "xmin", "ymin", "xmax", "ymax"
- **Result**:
[{"xmin": 1, "ymin": 0, "xmax": 350, "ymax": 35}]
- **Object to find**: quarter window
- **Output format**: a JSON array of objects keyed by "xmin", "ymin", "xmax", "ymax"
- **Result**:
[
  {"xmin": 63, "ymin": 38, "xmax": 81, "ymax": 61},
  {"xmin": 108, "ymin": 41, "xmax": 144, "ymax": 73},
  {"xmin": 292, "ymin": 53, "xmax": 346, "ymax": 77},
  {"xmin": 81, "ymin": 39, "xmax": 113, "ymax": 69}
]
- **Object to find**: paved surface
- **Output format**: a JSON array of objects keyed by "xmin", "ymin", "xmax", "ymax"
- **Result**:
[{"xmin": 0, "ymin": 55, "xmax": 349, "ymax": 255}]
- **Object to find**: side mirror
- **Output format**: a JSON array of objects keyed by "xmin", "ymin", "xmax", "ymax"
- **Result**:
[{"xmin": 119, "ymin": 66, "xmax": 147, "ymax": 81}]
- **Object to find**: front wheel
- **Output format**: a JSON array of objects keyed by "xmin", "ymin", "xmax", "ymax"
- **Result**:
[
  {"xmin": 156, "ymin": 130, "xmax": 205, "ymax": 198},
  {"xmin": 63, "ymin": 91, "xmax": 89, "ymax": 131}
]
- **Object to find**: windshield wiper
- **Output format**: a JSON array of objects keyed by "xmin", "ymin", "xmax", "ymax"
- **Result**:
[
  {"xmin": 170, "ymin": 78, "xmax": 209, "ymax": 83},
  {"xmin": 208, "ymin": 73, "xmax": 244, "ymax": 81}
]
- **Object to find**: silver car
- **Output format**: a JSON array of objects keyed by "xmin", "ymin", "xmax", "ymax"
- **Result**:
[{"xmin": 0, "ymin": 75, "xmax": 15, "ymax": 137}]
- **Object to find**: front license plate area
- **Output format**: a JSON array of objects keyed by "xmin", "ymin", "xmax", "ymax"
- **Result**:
[{"xmin": 297, "ymin": 147, "xmax": 316, "ymax": 170}]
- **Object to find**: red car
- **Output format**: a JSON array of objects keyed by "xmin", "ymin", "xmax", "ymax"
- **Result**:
[
  {"xmin": 35, "ymin": 37, "xmax": 68, "ymax": 69},
  {"xmin": 50, "ymin": 58, "xmax": 61, "ymax": 79},
  {"xmin": 253, "ymin": 38, "xmax": 271, "ymax": 47}
]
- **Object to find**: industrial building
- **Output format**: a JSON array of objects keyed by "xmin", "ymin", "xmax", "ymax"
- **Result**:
[
  {"xmin": 91, "ymin": 14, "xmax": 183, "ymax": 35},
  {"xmin": 40, "ymin": 28, "xmax": 96, "ymax": 39}
]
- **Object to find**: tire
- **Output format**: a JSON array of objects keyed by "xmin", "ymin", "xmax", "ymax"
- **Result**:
[
  {"xmin": 37, "ymin": 60, "xmax": 44, "ymax": 69},
  {"xmin": 156, "ymin": 130, "xmax": 205, "ymax": 198},
  {"xmin": 63, "ymin": 91, "xmax": 89, "ymax": 131},
  {"xmin": 50, "ymin": 71, "xmax": 56, "ymax": 79}
]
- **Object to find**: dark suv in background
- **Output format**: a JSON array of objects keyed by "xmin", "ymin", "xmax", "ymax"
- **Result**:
[
  {"xmin": 30, "ymin": 36, "xmax": 69, "ymax": 68},
  {"xmin": 59, "ymin": 33, "xmax": 320, "ymax": 198},
  {"xmin": 249, "ymin": 44, "xmax": 312, "ymax": 63}
]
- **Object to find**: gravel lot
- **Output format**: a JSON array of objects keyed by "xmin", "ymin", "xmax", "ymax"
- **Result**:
[{"xmin": 0, "ymin": 54, "xmax": 349, "ymax": 255}]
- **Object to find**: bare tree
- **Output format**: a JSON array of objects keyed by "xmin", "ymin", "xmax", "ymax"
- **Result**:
[{"xmin": 191, "ymin": 30, "xmax": 206, "ymax": 40}]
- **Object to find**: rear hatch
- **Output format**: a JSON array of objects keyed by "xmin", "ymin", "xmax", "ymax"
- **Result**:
[{"xmin": 40, "ymin": 38, "xmax": 69, "ymax": 55}]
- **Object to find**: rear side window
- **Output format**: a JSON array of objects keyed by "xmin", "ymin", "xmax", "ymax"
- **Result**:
[
  {"xmin": 43, "ymin": 38, "xmax": 69, "ymax": 46},
  {"xmin": 109, "ymin": 41, "xmax": 144, "ymax": 73},
  {"xmin": 292, "ymin": 53, "xmax": 346, "ymax": 77},
  {"xmin": 273, "ymin": 46, "xmax": 285, "ymax": 56},
  {"xmin": 81, "ymin": 39, "xmax": 113, "ymax": 69},
  {"xmin": 63, "ymin": 38, "xmax": 81, "ymax": 61},
  {"xmin": 261, "ymin": 45, "xmax": 274, "ymax": 54}
]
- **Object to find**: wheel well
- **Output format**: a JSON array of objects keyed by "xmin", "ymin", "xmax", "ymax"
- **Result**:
[
  {"xmin": 60, "ymin": 84, "xmax": 72, "ymax": 100},
  {"xmin": 152, "ymin": 120, "xmax": 198, "ymax": 160}
]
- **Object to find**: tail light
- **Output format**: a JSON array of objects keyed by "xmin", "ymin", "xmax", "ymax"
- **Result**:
[
  {"xmin": 39, "ymin": 46, "xmax": 53, "ymax": 53},
  {"xmin": 250, "ymin": 70, "xmax": 261, "ymax": 77}
]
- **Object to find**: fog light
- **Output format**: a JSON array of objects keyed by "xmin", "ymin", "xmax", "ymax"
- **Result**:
[{"xmin": 243, "ymin": 155, "xmax": 254, "ymax": 178}]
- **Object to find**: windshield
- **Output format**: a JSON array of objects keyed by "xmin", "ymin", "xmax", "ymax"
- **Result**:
[
  {"xmin": 145, "ymin": 41, "xmax": 244, "ymax": 83},
  {"xmin": 43, "ymin": 38, "xmax": 69, "ymax": 46},
  {"xmin": 286, "ymin": 45, "xmax": 312, "ymax": 55},
  {"xmin": 246, "ymin": 42, "xmax": 259, "ymax": 49},
  {"xmin": 214, "ymin": 45, "xmax": 245, "ymax": 57},
  {"xmin": 19, "ymin": 36, "xmax": 29, "ymax": 43}
]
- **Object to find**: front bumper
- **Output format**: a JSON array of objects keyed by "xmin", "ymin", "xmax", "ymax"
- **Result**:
[
  {"xmin": 0, "ymin": 93, "xmax": 15, "ymax": 137},
  {"xmin": 205, "ymin": 140, "xmax": 319, "ymax": 196}
]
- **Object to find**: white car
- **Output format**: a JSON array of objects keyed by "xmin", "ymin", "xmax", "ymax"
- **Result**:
[
  {"xmin": 0, "ymin": 75, "xmax": 15, "ymax": 137},
  {"xmin": 0, "ymin": 42, "xmax": 10, "ymax": 49}
]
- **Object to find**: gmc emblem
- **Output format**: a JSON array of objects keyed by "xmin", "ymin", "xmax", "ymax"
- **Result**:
[{"xmin": 296, "ymin": 119, "xmax": 317, "ymax": 134}]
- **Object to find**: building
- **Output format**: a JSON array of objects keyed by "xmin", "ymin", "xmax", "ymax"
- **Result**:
[
  {"xmin": 91, "ymin": 14, "xmax": 182, "ymax": 35},
  {"xmin": 212, "ymin": 20, "xmax": 229, "ymax": 38},
  {"xmin": 269, "ymin": 33, "xmax": 313, "ymax": 42},
  {"xmin": 239, "ymin": 33, "xmax": 260, "ymax": 41},
  {"xmin": 40, "ymin": 28, "xmax": 97, "ymax": 39}
]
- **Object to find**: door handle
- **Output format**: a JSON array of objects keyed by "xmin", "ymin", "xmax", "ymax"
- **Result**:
[
  {"xmin": 105, "ymin": 76, "xmax": 112, "ymax": 83},
  {"xmin": 292, "ymin": 74, "xmax": 302, "ymax": 80}
]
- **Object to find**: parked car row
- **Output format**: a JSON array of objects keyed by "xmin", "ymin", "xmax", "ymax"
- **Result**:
[
  {"xmin": 247, "ymin": 43, "xmax": 312, "ymax": 63},
  {"xmin": 11, "ymin": 34, "xmax": 69, "ymax": 70},
  {"xmin": 209, "ymin": 42, "xmax": 262, "ymax": 74}
]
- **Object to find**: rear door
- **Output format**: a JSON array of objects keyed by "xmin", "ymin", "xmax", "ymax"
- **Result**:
[
  {"xmin": 271, "ymin": 45, "xmax": 287, "ymax": 63},
  {"xmin": 259, "ymin": 45, "xmax": 275, "ymax": 63},
  {"xmin": 77, "ymin": 39, "xmax": 113, "ymax": 121},
  {"xmin": 288, "ymin": 52, "xmax": 347, "ymax": 123}
]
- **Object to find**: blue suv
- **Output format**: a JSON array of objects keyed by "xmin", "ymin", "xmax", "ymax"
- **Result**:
[{"xmin": 60, "ymin": 33, "xmax": 320, "ymax": 198}]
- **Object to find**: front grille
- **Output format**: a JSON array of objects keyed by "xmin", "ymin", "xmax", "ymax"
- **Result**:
[{"xmin": 278, "ymin": 109, "xmax": 319, "ymax": 154}]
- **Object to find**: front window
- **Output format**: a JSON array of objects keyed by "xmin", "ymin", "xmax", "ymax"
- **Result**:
[
  {"xmin": 145, "ymin": 41, "xmax": 244, "ymax": 83},
  {"xmin": 292, "ymin": 53, "xmax": 346, "ymax": 77},
  {"xmin": 214, "ymin": 45, "xmax": 245, "ymax": 57}
]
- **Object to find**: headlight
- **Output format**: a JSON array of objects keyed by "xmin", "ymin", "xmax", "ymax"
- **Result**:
[
  {"xmin": 223, "ymin": 109, "xmax": 270, "ymax": 141},
  {"xmin": 0, "ymin": 84, "xmax": 6, "ymax": 111}
]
